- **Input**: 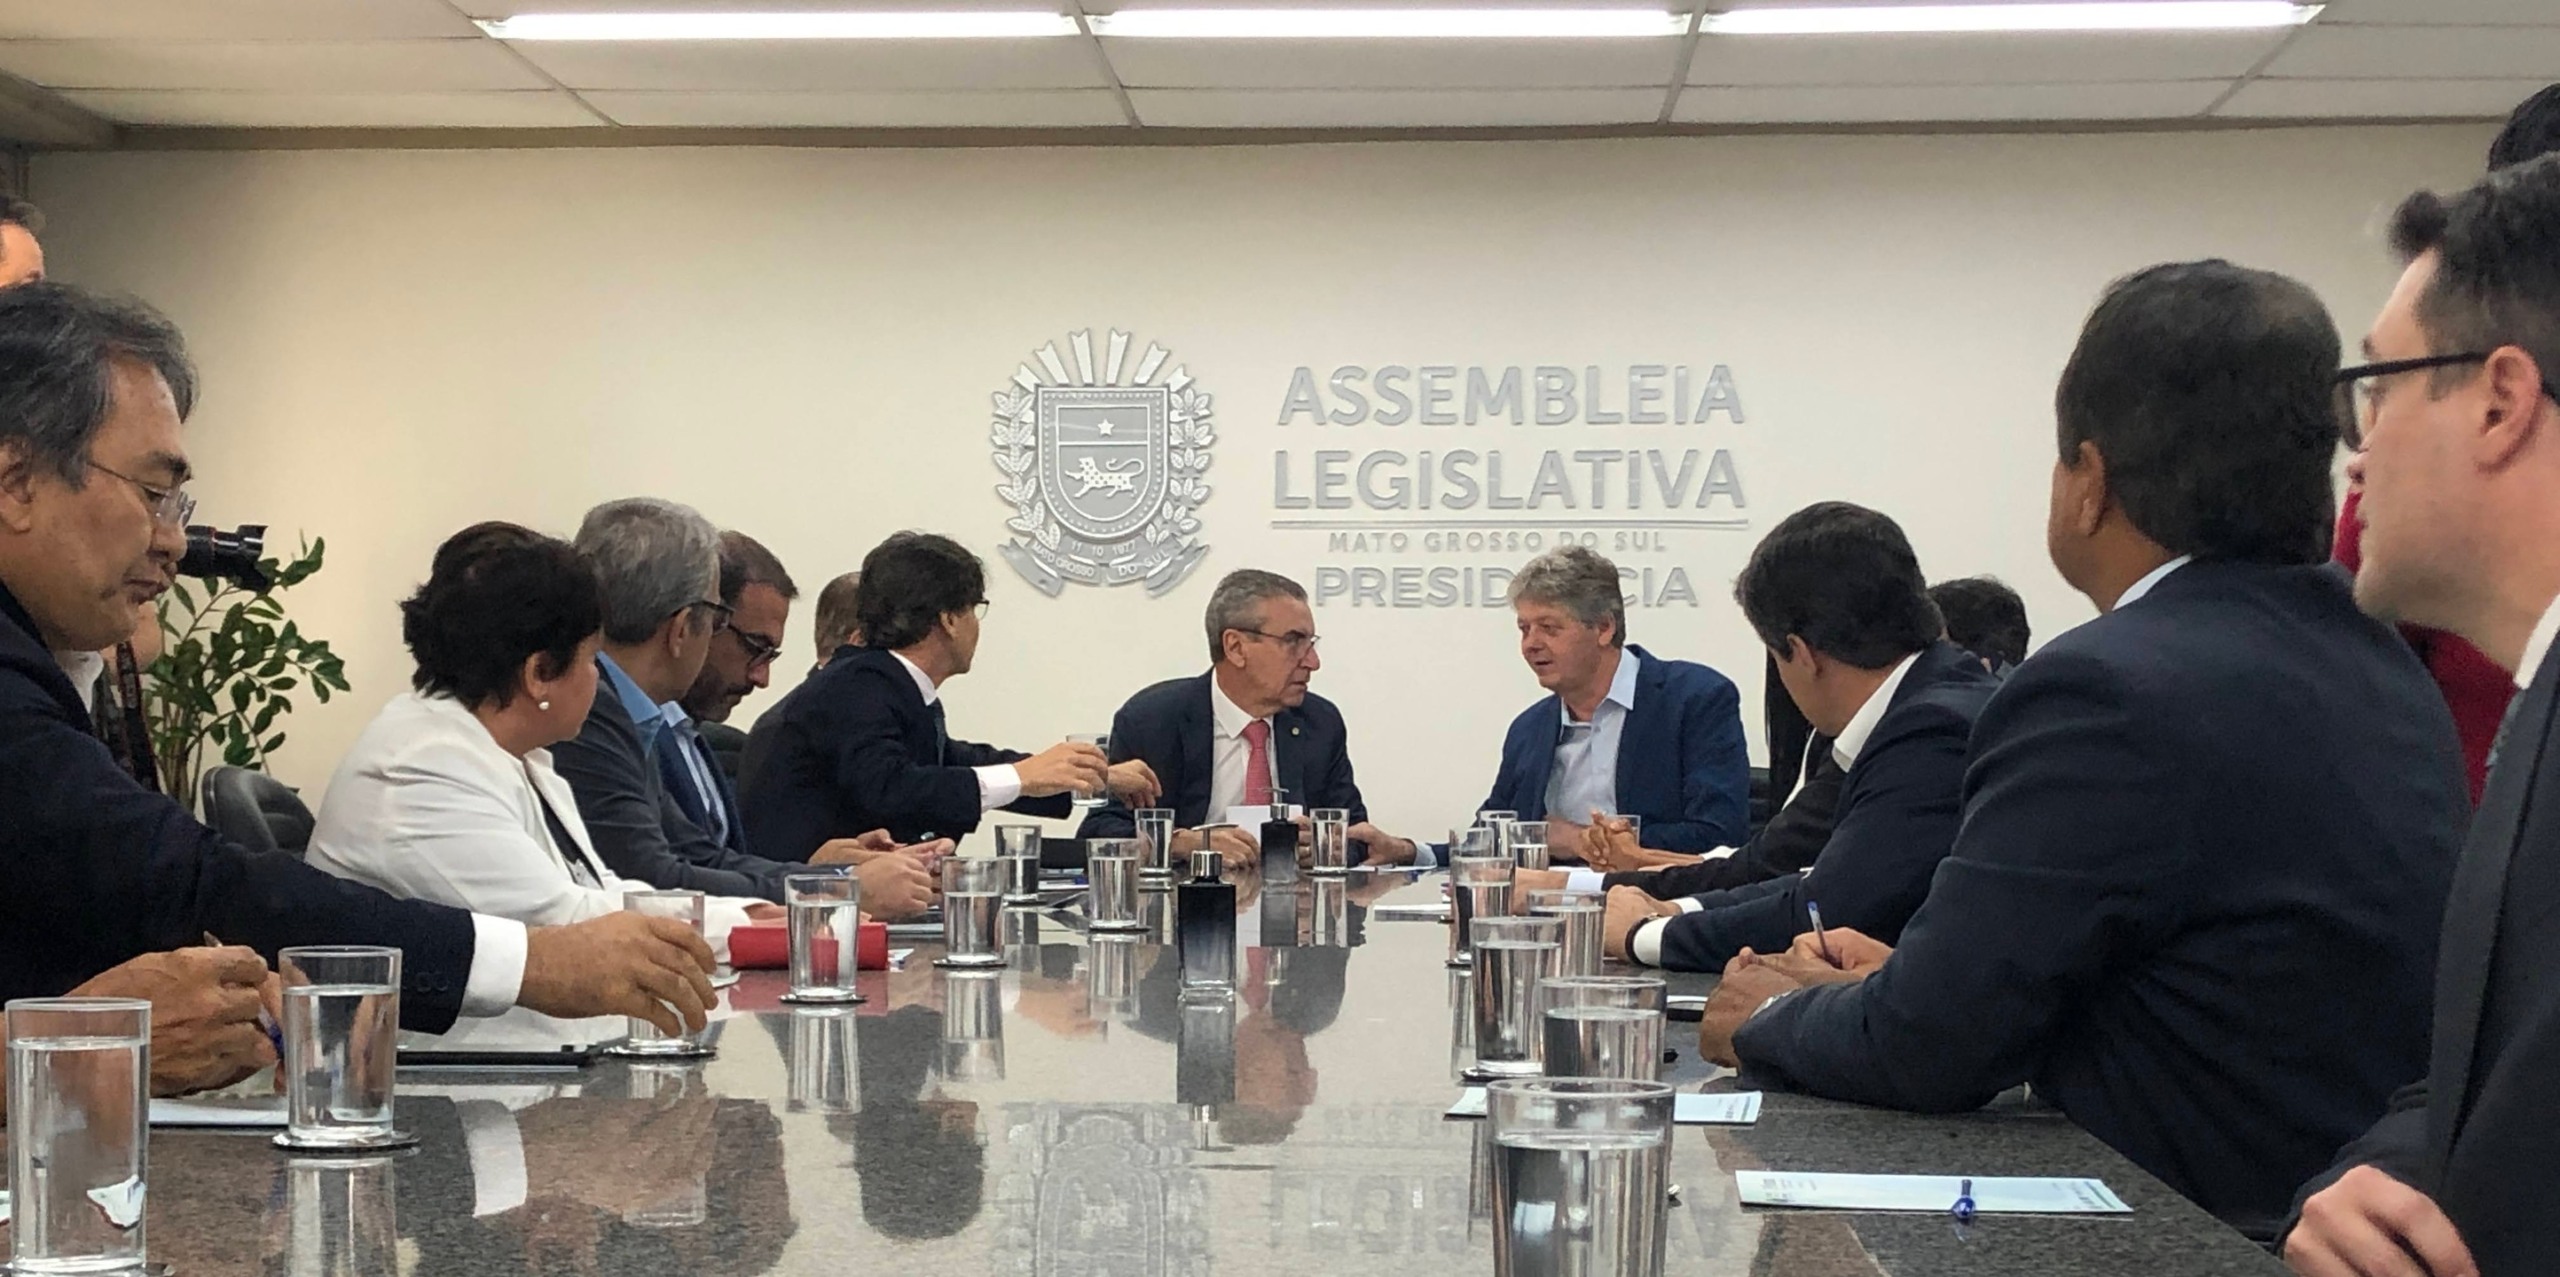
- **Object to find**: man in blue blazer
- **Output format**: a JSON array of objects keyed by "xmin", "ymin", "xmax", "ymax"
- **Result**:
[
  {"xmin": 1698, "ymin": 261, "xmax": 2465, "ymax": 1240},
  {"xmin": 1475, "ymin": 545, "xmax": 1749, "ymax": 858},
  {"xmin": 1609, "ymin": 503, "xmax": 1997, "ymax": 972},
  {"xmin": 1079, "ymin": 569, "xmax": 1421, "ymax": 867}
]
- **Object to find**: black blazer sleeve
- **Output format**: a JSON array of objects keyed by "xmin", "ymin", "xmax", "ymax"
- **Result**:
[
  {"xmin": 1074, "ymin": 695, "xmax": 1160, "ymax": 840},
  {"xmin": 550, "ymin": 702, "xmax": 774, "ymax": 901},
  {"xmin": 1, "ymin": 652, "xmax": 479, "ymax": 1033},
  {"xmin": 1733, "ymin": 649, "xmax": 2188, "ymax": 1113},
  {"xmin": 1612, "ymin": 748, "xmax": 1845, "ymax": 898},
  {"xmin": 941, "ymin": 734, "xmax": 1075, "ymax": 821},
  {"xmin": 2277, "ymin": 1081, "xmax": 2431, "ymax": 1247}
]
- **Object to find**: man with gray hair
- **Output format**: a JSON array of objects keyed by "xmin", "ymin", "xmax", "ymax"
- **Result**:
[
  {"xmin": 1474, "ymin": 544, "xmax": 1748, "ymax": 862},
  {"xmin": 1081, "ymin": 568, "xmax": 1421, "ymax": 868},
  {"xmin": 549, "ymin": 499, "xmax": 920, "ymax": 911}
]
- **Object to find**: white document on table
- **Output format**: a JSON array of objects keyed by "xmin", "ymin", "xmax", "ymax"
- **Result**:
[
  {"xmin": 149, "ymin": 1096, "xmax": 288, "ymax": 1128},
  {"xmin": 1223, "ymin": 804, "xmax": 1304, "ymax": 829},
  {"xmin": 1735, "ymin": 1172, "xmax": 2131, "ymax": 1214},
  {"xmin": 1446, "ymin": 1088, "xmax": 1761, "ymax": 1125}
]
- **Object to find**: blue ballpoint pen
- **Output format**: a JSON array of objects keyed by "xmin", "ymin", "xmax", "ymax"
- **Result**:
[
  {"xmin": 1807, "ymin": 901, "xmax": 1837, "ymax": 965},
  {"xmin": 204, "ymin": 932, "xmax": 287, "ymax": 1060}
]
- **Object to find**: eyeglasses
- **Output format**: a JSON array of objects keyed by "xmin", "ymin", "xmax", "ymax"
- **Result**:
[
  {"xmin": 676, "ymin": 599, "xmax": 734, "ymax": 635},
  {"xmin": 2334, "ymin": 350, "xmax": 2560, "ymax": 451},
  {"xmin": 972, "ymin": 600, "xmax": 991, "ymax": 620},
  {"xmin": 85, "ymin": 459, "xmax": 195, "ymax": 528},
  {"xmin": 728, "ymin": 626, "xmax": 783, "ymax": 669},
  {"xmin": 1237, "ymin": 628, "xmax": 1321, "ymax": 659}
]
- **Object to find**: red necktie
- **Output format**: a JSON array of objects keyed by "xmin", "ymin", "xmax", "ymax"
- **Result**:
[{"xmin": 1242, "ymin": 719, "xmax": 1273, "ymax": 807}]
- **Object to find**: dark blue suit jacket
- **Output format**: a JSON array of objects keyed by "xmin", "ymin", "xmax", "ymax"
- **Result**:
[
  {"xmin": 1477, "ymin": 645, "xmax": 1749, "ymax": 852},
  {"xmin": 659, "ymin": 725, "xmax": 744, "ymax": 853},
  {"xmin": 0, "ymin": 582, "xmax": 480, "ymax": 1032},
  {"xmin": 736, "ymin": 646, "xmax": 1073, "ymax": 853},
  {"xmin": 1076, "ymin": 670, "xmax": 1372, "ymax": 854},
  {"xmin": 1732, "ymin": 560, "xmax": 2464, "ymax": 1236},
  {"xmin": 1652, "ymin": 641, "xmax": 1995, "ymax": 971}
]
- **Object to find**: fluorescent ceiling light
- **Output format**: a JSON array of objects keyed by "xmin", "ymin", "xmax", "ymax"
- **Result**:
[
  {"xmin": 1087, "ymin": 9, "xmax": 1690, "ymax": 38},
  {"xmin": 1704, "ymin": 2, "xmax": 2320, "ymax": 35},
  {"xmin": 477, "ymin": 11, "xmax": 1082, "ymax": 40}
]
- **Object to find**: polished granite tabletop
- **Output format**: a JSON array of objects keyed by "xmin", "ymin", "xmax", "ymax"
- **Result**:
[{"xmin": 4, "ymin": 868, "xmax": 2286, "ymax": 1276}]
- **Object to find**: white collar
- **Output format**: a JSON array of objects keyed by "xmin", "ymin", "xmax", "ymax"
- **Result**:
[
  {"xmin": 1210, "ymin": 671, "xmax": 1266, "ymax": 741},
  {"xmin": 2518, "ymin": 591, "xmax": 2560, "ymax": 692},
  {"xmin": 1832, "ymin": 650, "xmax": 1921, "ymax": 771},
  {"xmin": 1560, "ymin": 648, "xmax": 1641, "ymax": 726},
  {"xmin": 2113, "ymin": 555, "xmax": 2193, "ymax": 611},
  {"xmin": 891, "ymin": 650, "xmax": 941, "ymax": 706},
  {"xmin": 55, "ymin": 649, "xmax": 105, "ymax": 712}
]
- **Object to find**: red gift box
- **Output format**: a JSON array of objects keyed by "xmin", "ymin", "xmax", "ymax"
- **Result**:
[{"xmin": 727, "ymin": 919, "xmax": 889, "ymax": 973}]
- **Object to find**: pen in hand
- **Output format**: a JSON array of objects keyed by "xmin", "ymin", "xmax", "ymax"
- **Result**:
[
  {"xmin": 1806, "ymin": 902, "xmax": 1838, "ymax": 966},
  {"xmin": 203, "ymin": 932, "xmax": 287, "ymax": 1061}
]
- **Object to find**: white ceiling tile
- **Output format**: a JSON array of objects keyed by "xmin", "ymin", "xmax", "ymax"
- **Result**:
[
  {"xmin": 1101, "ymin": 37, "xmax": 1682, "ymax": 90},
  {"xmin": 584, "ymin": 88, "xmax": 1126, "ymax": 125},
  {"xmin": 1129, "ymin": 87, "xmax": 1660, "ymax": 127},
  {"xmin": 0, "ymin": 0, "xmax": 478, "ymax": 39},
  {"xmin": 507, "ymin": 37, "xmax": 1107, "ymax": 90},
  {"xmin": 60, "ymin": 89, "xmax": 604, "ymax": 128},
  {"xmin": 1689, "ymin": 29, "xmax": 2286, "ymax": 87},
  {"xmin": 2267, "ymin": 23, "xmax": 2560, "ymax": 78},
  {"xmin": 2219, "ymin": 76, "xmax": 2554, "ymax": 118},
  {"xmin": 457, "ymin": 0, "xmax": 1054, "ymax": 12},
  {"xmin": 2315, "ymin": 0, "xmax": 2560, "ymax": 23},
  {"xmin": 0, "ymin": 40, "xmax": 546, "ymax": 92},
  {"xmin": 1671, "ymin": 80, "xmax": 2226, "ymax": 124}
]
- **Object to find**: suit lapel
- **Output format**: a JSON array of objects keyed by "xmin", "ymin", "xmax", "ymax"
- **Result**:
[
  {"xmin": 1275, "ymin": 708, "xmax": 1309, "ymax": 807},
  {"xmin": 2427, "ymin": 640, "xmax": 2560, "ymax": 1179},
  {"xmin": 702, "ymin": 734, "xmax": 745, "ymax": 851},
  {"xmin": 1609, "ymin": 648, "xmax": 1659, "ymax": 818},
  {"xmin": 1182, "ymin": 675, "xmax": 1217, "ymax": 826}
]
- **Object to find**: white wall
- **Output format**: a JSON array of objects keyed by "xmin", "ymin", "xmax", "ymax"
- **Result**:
[{"xmin": 32, "ymin": 124, "xmax": 2491, "ymax": 839}]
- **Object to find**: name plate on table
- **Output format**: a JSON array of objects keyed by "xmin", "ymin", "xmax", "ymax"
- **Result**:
[
  {"xmin": 1736, "ymin": 1172, "xmax": 2131, "ymax": 1214},
  {"xmin": 1446, "ymin": 1088, "xmax": 1762, "ymax": 1125}
]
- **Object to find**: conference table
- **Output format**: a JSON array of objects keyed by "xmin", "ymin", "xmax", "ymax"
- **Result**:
[{"xmin": 10, "ymin": 867, "xmax": 2289, "ymax": 1276}]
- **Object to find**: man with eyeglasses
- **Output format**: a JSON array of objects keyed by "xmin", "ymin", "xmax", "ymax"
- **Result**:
[
  {"xmin": 1080, "ymin": 568, "xmax": 1422, "ymax": 868},
  {"xmin": 549, "ymin": 500, "xmax": 940, "ymax": 917}
]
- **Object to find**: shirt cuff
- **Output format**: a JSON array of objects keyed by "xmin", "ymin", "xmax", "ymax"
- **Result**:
[
  {"xmin": 1675, "ymin": 896, "xmax": 1704, "ymax": 914},
  {"xmin": 461, "ymin": 915, "xmax": 530, "ymax": 1018},
  {"xmin": 1631, "ymin": 917, "xmax": 1668, "ymax": 967},
  {"xmin": 1564, "ymin": 869, "xmax": 1609, "ymax": 895},
  {"xmin": 1407, "ymin": 841, "xmax": 1439, "ymax": 870},
  {"xmin": 976, "ymin": 764, "xmax": 1023, "ymax": 812},
  {"xmin": 459, "ymin": 1100, "xmax": 529, "ymax": 1217}
]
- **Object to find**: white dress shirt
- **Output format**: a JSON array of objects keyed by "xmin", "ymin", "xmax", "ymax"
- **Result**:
[
  {"xmin": 308, "ymin": 692, "xmax": 756, "ymax": 1042},
  {"xmin": 2518, "ymin": 590, "xmax": 2560, "ymax": 692},
  {"xmin": 891, "ymin": 651, "xmax": 1023, "ymax": 810},
  {"xmin": 56, "ymin": 649, "xmax": 104, "ymax": 712},
  {"xmin": 2114, "ymin": 555, "xmax": 2192, "ymax": 611},
  {"xmin": 1207, "ymin": 674, "xmax": 1280, "ymax": 819}
]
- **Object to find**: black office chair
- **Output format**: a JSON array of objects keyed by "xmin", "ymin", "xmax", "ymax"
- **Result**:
[{"xmin": 200, "ymin": 766, "xmax": 316, "ymax": 859}]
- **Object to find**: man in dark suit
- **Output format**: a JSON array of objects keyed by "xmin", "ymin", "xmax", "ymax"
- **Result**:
[
  {"xmin": 1078, "ymin": 568, "xmax": 1421, "ymax": 867},
  {"xmin": 1697, "ymin": 261, "xmax": 2466, "ymax": 1239},
  {"xmin": 0, "ymin": 283, "xmax": 715, "ymax": 1104},
  {"xmin": 738, "ymin": 531, "xmax": 1134, "ymax": 852},
  {"xmin": 1605, "ymin": 503, "xmax": 1997, "ymax": 972},
  {"xmin": 1475, "ymin": 544, "xmax": 1749, "ymax": 859},
  {"xmin": 667, "ymin": 531, "xmax": 794, "ymax": 843},
  {"xmin": 550, "ymin": 501, "xmax": 937, "ymax": 917},
  {"xmin": 1926, "ymin": 575, "xmax": 2030, "ymax": 677},
  {"xmin": 739, "ymin": 568, "xmax": 860, "ymax": 793},
  {"xmin": 2283, "ymin": 154, "xmax": 2560, "ymax": 1277}
]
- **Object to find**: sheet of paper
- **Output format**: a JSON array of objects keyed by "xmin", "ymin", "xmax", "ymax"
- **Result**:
[
  {"xmin": 149, "ymin": 1096, "xmax": 287, "ymax": 1128},
  {"xmin": 1223, "ymin": 804, "xmax": 1304, "ymax": 829},
  {"xmin": 1735, "ymin": 1172, "xmax": 2131, "ymax": 1214},
  {"xmin": 888, "ymin": 947, "xmax": 917, "ymax": 969},
  {"xmin": 1445, "ymin": 1088, "xmax": 1761, "ymax": 1125}
]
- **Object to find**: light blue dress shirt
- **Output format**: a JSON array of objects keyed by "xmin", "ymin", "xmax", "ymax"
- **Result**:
[
  {"xmin": 1545, "ymin": 648, "xmax": 1641, "ymax": 826},
  {"xmin": 595, "ymin": 652, "xmax": 667, "ymax": 755}
]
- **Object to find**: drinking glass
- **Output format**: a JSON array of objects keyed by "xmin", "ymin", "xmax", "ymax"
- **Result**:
[
  {"xmin": 1606, "ymin": 812, "xmax": 1644, "ymax": 847},
  {"xmin": 1068, "ymin": 732, "xmax": 1109, "ymax": 809},
  {"xmin": 1513, "ymin": 839, "xmax": 1552, "ymax": 872},
  {"xmin": 995, "ymin": 823, "xmax": 1044, "ymax": 904},
  {"xmin": 1470, "ymin": 915, "xmax": 1562, "ymax": 1077},
  {"xmin": 1539, "ymin": 975, "xmax": 1667, "ymax": 1081},
  {"xmin": 278, "ymin": 945, "xmax": 407, "ymax": 1149},
  {"xmin": 1488, "ymin": 1078, "xmax": 1674, "ymax": 1277},
  {"xmin": 1086, "ymin": 839, "xmax": 1144, "ymax": 931},
  {"xmin": 1135, "ymin": 808, "xmax": 1178, "ymax": 882},
  {"xmin": 613, "ymin": 891, "xmax": 711, "ymax": 1056},
  {"xmin": 939, "ymin": 858, "xmax": 1006, "ymax": 967},
  {"xmin": 5, "ymin": 997, "xmax": 150, "ymax": 1273},
  {"xmin": 1477, "ymin": 809, "xmax": 1520, "ymax": 830},
  {"xmin": 1449, "ymin": 854, "xmax": 1516, "ymax": 968},
  {"xmin": 1527, "ymin": 889, "xmax": 1602, "ymax": 977},
  {"xmin": 1309, "ymin": 808, "xmax": 1351, "ymax": 875},
  {"xmin": 784, "ymin": 873, "xmax": 863, "ymax": 1004},
  {"xmin": 786, "ymin": 1005, "xmax": 862, "ymax": 1115}
]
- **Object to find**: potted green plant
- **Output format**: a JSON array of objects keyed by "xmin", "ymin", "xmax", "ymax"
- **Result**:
[{"xmin": 145, "ymin": 536, "xmax": 351, "ymax": 814}]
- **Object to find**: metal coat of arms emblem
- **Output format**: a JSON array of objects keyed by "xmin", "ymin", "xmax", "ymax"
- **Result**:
[{"xmin": 991, "ymin": 329, "xmax": 1214, "ymax": 596}]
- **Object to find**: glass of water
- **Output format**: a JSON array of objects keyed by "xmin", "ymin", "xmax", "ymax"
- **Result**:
[
  {"xmin": 1135, "ymin": 808, "xmax": 1177, "ymax": 882},
  {"xmin": 1488, "ymin": 1078, "xmax": 1675, "ymax": 1277},
  {"xmin": 1470, "ymin": 914, "xmax": 1562, "ymax": 1078},
  {"xmin": 995, "ymin": 823, "xmax": 1044, "ymax": 903},
  {"xmin": 615, "ymin": 890, "xmax": 711, "ymax": 1056},
  {"xmin": 278, "ymin": 945, "xmax": 407, "ymax": 1149},
  {"xmin": 786, "ymin": 1005, "xmax": 862, "ymax": 1115},
  {"xmin": 5, "ymin": 996, "xmax": 150, "ymax": 1273},
  {"xmin": 938, "ymin": 859, "xmax": 1006, "ymax": 967},
  {"xmin": 1068, "ymin": 732, "xmax": 1110, "ymax": 809},
  {"xmin": 1539, "ymin": 975, "xmax": 1666, "ymax": 1081},
  {"xmin": 1527, "ymin": 889, "xmax": 1603, "ymax": 976},
  {"xmin": 1450, "ymin": 854, "xmax": 1516, "ymax": 968},
  {"xmin": 1605, "ymin": 812, "xmax": 1644, "ymax": 848},
  {"xmin": 1309, "ymin": 808, "xmax": 1351, "ymax": 875},
  {"xmin": 1513, "ymin": 839, "xmax": 1552, "ymax": 872},
  {"xmin": 1086, "ymin": 839, "xmax": 1144, "ymax": 931},
  {"xmin": 784, "ymin": 873, "xmax": 863, "ymax": 1004},
  {"xmin": 1476, "ymin": 809, "xmax": 1519, "ymax": 830}
]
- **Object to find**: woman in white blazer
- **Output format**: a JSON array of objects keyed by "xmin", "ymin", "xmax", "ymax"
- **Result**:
[{"xmin": 310, "ymin": 523, "xmax": 764, "ymax": 1044}]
